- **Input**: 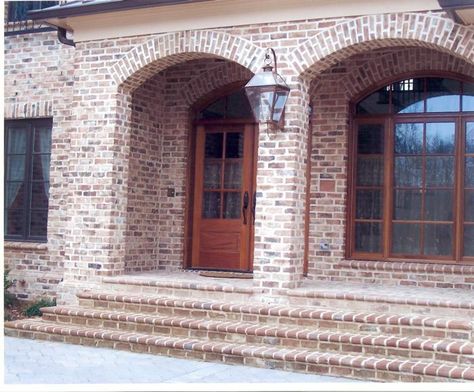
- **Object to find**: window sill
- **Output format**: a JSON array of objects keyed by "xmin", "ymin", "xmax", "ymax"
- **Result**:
[{"xmin": 4, "ymin": 241, "xmax": 48, "ymax": 251}]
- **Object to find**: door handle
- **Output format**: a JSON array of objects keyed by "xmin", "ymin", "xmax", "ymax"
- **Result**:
[{"xmin": 242, "ymin": 191, "xmax": 249, "ymax": 225}]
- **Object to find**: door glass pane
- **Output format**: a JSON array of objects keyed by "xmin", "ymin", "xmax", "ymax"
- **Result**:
[
  {"xmin": 466, "ymin": 157, "xmax": 474, "ymax": 187},
  {"xmin": 467, "ymin": 122, "xmax": 474, "ymax": 153},
  {"xmin": 392, "ymin": 223, "xmax": 420, "ymax": 254},
  {"xmin": 225, "ymin": 132, "xmax": 244, "ymax": 158},
  {"xmin": 392, "ymin": 78, "xmax": 424, "ymax": 114},
  {"xmin": 7, "ymin": 156, "xmax": 26, "ymax": 181},
  {"xmin": 224, "ymin": 162, "xmax": 242, "ymax": 189},
  {"xmin": 202, "ymin": 192, "xmax": 221, "ymax": 219},
  {"xmin": 395, "ymin": 123, "xmax": 423, "ymax": 154},
  {"xmin": 426, "ymin": 157, "xmax": 454, "ymax": 187},
  {"xmin": 223, "ymin": 192, "xmax": 241, "ymax": 219},
  {"xmin": 356, "ymin": 157, "xmax": 383, "ymax": 186},
  {"xmin": 356, "ymin": 87, "xmax": 390, "ymax": 114},
  {"xmin": 426, "ymin": 123, "xmax": 455, "ymax": 153},
  {"xmin": 205, "ymin": 133, "xmax": 223, "ymax": 158},
  {"xmin": 203, "ymin": 162, "xmax": 221, "ymax": 189},
  {"xmin": 355, "ymin": 222, "xmax": 381, "ymax": 253},
  {"xmin": 355, "ymin": 190, "xmax": 382, "ymax": 220},
  {"xmin": 29, "ymin": 209, "xmax": 48, "ymax": 237},
  {"xmin": 393, "ymin": 189, "xmax": 421, "ymax": 220},
  {"xmin": 463, "ymin": 82, "xmax": 474, "ymax": 112},
  {"xmin": 5, "ymin": 209, "xmax": 23, "ymax": 236},
  {"xmin": 464, "ymin": 226, "xmax": 474, "ymax": 256},
  {"xmin": 357, "ymin": 124, "xmax": 384, "ymax": 154},
  {"xmin": 424, "ymin": 224, "xmax": 452, "ymax": 256},
  {"xmin": 424, "ymin": 190, "xmax": 453, "ymax": 221},
  {"xmin": 426, "ymin": 78, "xmax": 461, "ymax": 112},
  {"xmin": 465, "ymin": 190, "xmax": 474, "ymax": 222},
  {"xmin": 394, "ymin": 157, "xmax": 422, "ymax": 187}
]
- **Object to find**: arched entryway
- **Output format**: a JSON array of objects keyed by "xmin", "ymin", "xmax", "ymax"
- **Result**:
[{"xmin": 188, "ymin": 88, "xmax": 257, "ymax": 272}]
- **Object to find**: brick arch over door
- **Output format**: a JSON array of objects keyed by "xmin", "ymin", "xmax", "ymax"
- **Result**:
[
  {"xmin": 290, "ymin": 13, "xmax": 474, "ymax": 79},
  {"xmin": 109, "ymin": 30, "xmax": 266, "ymax": 92},
  {"xmin": 183, "ymin": 61, "xmax": 253, "ymax": 108},
  {"xmin": 310, "ymin": 47, "xmax": 474, "ymax": 99}
]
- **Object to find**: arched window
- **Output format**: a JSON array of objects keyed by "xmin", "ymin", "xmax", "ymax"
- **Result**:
[
  {"xmin": 350, "ymin": 76, "xmax": 474, "ymax": 263},
  {"xmin": 198, "ymin": 89, "xmax": 252, "ymax": 120}
]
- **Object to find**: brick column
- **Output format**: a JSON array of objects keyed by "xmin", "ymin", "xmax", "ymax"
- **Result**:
[
  {"xmin": 58, "ymin": 46, "xmax": 132, "ymax": 303},
  {"xmin": 253, "ymin": 77, "xmax": 311, "ymax": 302}
]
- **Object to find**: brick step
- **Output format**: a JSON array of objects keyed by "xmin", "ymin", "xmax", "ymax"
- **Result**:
[
  {"xmin": 288, "ymin": 281, "xmax": 474, "ymax": 319},
  {"xmin": 77, "ymin": 292, "xmax": 473, "ymax": 341},
  {"xmin": 5, "ymin": 319, "xmax": 474, "ymax": 382},
  {"xmin": 101, "ymin": 274, "xmax": 260, "ymax": 302},
  {"xmin": 41, "ymin": 305, "xmax": 474, "ymax": 365}
]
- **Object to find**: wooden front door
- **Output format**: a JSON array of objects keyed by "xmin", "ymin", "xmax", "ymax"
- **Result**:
[{"xmin": 191, "ymin": 123, "xmax": 256, "ymax": 271}]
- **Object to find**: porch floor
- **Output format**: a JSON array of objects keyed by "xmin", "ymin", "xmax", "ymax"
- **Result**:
[
  {"xmin": 108, "ymin": 270, "xmax": 254, "ymax": 290},
  {"xmin": 110, "ymin": 270, "xmax": 473, "ymax": 308},
  {"xmin": 291, "ymin": 279, "xmax": 474, "ymax": 308}
]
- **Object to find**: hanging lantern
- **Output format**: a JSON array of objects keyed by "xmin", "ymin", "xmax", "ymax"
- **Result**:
[{"xmin": 244, "ymin": 48, "xmax": 290, "ymax": 126}]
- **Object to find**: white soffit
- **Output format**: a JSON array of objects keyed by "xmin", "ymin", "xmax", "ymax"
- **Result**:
[{"xmin": 43, "ymin": 0, "xmax": 440, "ymax": 42}]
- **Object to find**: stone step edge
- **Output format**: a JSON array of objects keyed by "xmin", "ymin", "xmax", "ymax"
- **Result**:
[
  {"xmin": 77, "ymin": 291, "xmax": 473, "ymax": 331},
  {"xmin": 102, "ymin": 277, "xmax": 261, "ymax": 295},
  {"xmin": 5, "ymin": 319, "xmax": 474, "ymax": 381},
  {"xmin": 43, "ymin": 306, "xmax": 474, "ymax": 355},
  {"xmin": 336, "ymin": 260, "xmax": 474, "ymax": 275},
  {"xmin": 287, "ymin": 288, "xmax": 474, "ymax": 310}
]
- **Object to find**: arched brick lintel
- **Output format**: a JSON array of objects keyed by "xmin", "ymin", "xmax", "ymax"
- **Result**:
[
  {"xmin": 182, "ymin": 61, "xmax": 253, "ymax": 108},
  {"xmin": 310, "ymin": 47, "xmax": 474, "ymax": 100},
  {"xmin": 109, "ymin": 30, "xmax": 267, "ymax": 92},
  {"xmin": 290, "ymin": 13, "xmax": 474, "ymax": 80}
]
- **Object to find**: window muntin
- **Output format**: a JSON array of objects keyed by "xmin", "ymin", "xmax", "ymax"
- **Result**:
[
  {"xmin": 4, "ymin": 119, "xmax": 52, "ymax": 241},
  {"xmin": 352, "ymin": 76, "xmax": 473, "ymax": 263}
]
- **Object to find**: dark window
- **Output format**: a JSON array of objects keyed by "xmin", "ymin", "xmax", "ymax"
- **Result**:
[
  {"xmin": 7, "ymin": 1, "xmax": 58, "ymax": 22},
  {"xmin": 352, "ymin": 76, "xmax": 474, "ymax": 263},
  {"xmin": 4, "ymin": 119, "xmax": 52, "ymax": 242}
]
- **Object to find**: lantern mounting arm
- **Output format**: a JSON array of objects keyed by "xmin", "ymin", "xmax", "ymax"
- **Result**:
[{"xmin": 264, "ymin": 48, "xmax": 278, "ymax": 74}]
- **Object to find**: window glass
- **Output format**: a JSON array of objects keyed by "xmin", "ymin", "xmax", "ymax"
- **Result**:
[
  {"xmin": 426, "ymin": 123, "xmax": 455, "ymax": 154},
  {"xmin": 392, "ymin": 223, "xmax": 420, "ymax": 254},
  {"xmin": 395, "ymin": 123, "xmax": 423, "ymax": 154},
  {"xmin": 356, "ymin": 87, "xmax": 390, "ymax": 114},
  {"xmin": 355, "ymin": 222, "xmax": 381, "ymax": 253},
  {"xmin": 392, "ymin": 78, "xmax": 424, "ymax": 114},
  {"xmin": 357, "ymin": 124, "xmax": 384, "ymax": 154},
  {"xmin": 424, "ymin": 224, "xmax": 452, "ymax": 256},
  {"xmin": 463, "ymin": 82, "xmax": 474, "ymax": 112},
  {"xmin": 426, "ymin": 78, "xmax": 461, "ymax": 112},
  {"xmin": 4, "ymin": 119, "xmax": 52, "ymax": 241}
]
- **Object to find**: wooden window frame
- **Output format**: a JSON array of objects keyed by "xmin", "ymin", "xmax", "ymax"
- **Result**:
[
  {"xmin": 348, "ymin": 74, "xmax": 474, "ymax": 265},
  {"xmin": 4, "ymin": 118, "xmax": 53, "ymax": 243}
]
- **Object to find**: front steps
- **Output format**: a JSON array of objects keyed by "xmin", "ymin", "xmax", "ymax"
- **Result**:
[{"xmin": 5, "ymin": 280, "xmax": 474, "ymax": 382}]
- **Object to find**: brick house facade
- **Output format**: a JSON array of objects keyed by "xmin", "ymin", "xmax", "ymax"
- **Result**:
[{"xmin": 4, "ymin": 0, "xmax": 474, "ymax": 302}]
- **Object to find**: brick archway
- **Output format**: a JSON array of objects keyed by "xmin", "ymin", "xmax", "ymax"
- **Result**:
[
  {"xmin": 109, "ymin": 30, "xmax": 266, "ymax": 91},
  {"xmin": 183, "ymin": 61, "xmax": 253, "ymax": 107},
  {"xmin": 310, "ymin": 47, "xmax": 474, "ymax": 99},
  {"xmin": 290, "ymin": 13, "xmax": 474, "ymax": 79}
]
